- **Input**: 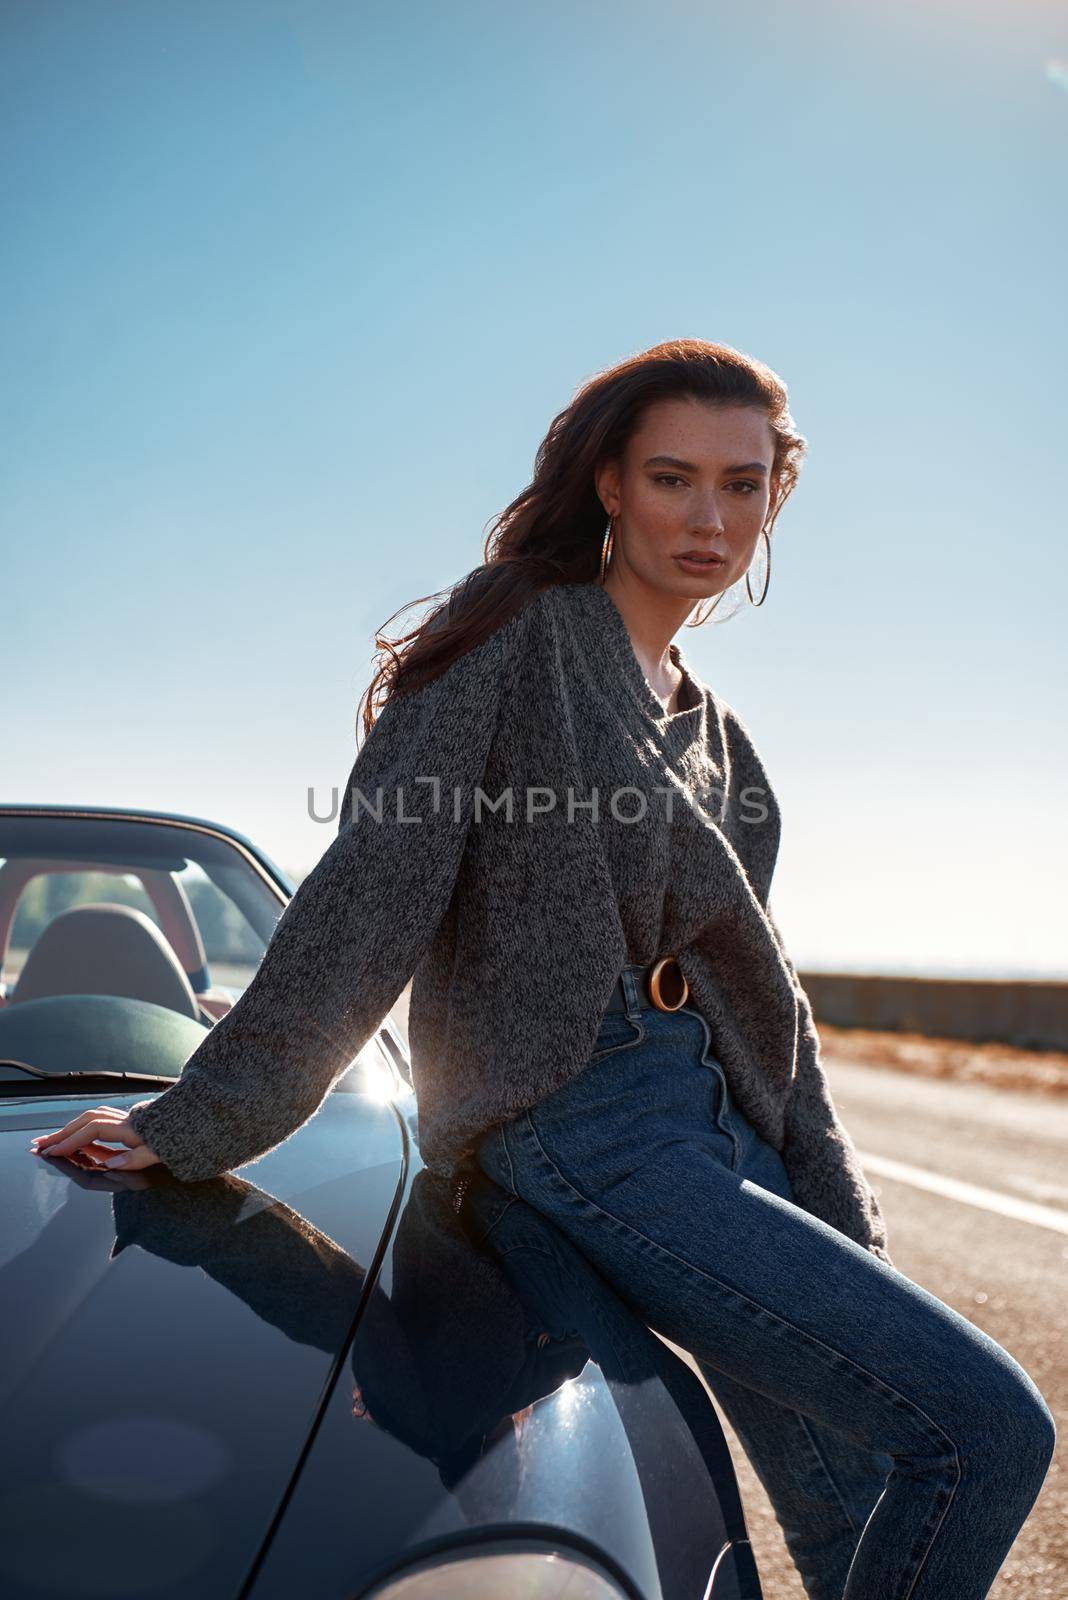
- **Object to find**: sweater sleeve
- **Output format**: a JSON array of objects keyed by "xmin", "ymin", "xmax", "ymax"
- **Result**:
[
  {"xmin": 766, "ymin": 905, "xmax": 895, "ymax": 1268},
  {"xmin": 127, "ymin": 615, "xmax": 519, "ymax": 1183}
]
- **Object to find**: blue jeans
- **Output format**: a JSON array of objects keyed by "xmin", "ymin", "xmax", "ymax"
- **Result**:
[{"xmin": 473, "ymin": 964, "xmax": 1056, "ymax": 1600}]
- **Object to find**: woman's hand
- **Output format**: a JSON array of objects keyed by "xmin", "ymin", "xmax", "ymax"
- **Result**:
[{"xmin": 29, "ymin": 1106, "xmax": 162, "ymax": 1172}]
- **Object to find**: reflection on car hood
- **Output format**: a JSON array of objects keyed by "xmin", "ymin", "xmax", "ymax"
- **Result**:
[{"xmin": 0, "ymin": 1090, "xmax": 405, "ymax": 1600}]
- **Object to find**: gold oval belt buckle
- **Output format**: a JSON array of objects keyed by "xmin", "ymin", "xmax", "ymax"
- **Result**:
[{"xmin": 647, "ymin": 955, "xmax": 689, "ymax": 1012}]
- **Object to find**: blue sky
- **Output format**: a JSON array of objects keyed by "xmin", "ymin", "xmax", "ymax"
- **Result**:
[{"xmin": 4, "ymin": 0, "xmax": 1066, "ymax": 977}]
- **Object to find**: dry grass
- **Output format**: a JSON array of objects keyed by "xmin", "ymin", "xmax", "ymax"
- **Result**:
[{"xmin": 818, "ymin": 1022, "xmax": 1068, "ymax": 1096}]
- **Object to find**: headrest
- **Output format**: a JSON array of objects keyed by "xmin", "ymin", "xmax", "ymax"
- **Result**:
[{"xmin": 12, "ymin": 903, "xmax": 200, "ymax": 1020}]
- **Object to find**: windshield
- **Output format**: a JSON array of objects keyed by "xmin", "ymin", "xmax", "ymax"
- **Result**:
[{"xmin": 0, "ymin": 813, "xmax": 288, "ymax": 1083}]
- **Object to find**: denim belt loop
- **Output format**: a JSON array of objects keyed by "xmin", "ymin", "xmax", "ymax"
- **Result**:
[{"xmin": 620, "ymin": 964, "xmax": 644, "ymax": 1021}]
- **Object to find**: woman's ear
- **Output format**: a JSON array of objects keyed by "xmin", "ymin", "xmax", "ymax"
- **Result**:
[{"xmin": 594, "ymin": 455, "xmax": 621, "ymax": 519}]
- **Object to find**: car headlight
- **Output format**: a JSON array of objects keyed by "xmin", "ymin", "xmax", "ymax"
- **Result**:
[{"xmin": 359, "ymin": 1539, "xmax": 633, "ymax": 1599}]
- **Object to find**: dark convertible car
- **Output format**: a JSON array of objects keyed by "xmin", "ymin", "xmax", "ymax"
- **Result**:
[{"xmin": 0, "ymin": 804, "xmax": 763, "ymax": 1599}]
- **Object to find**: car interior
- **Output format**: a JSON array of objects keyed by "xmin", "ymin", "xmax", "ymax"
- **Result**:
[{"xmin": 0, "ymin": 858, "xmax": 238, "ymax": 1026}]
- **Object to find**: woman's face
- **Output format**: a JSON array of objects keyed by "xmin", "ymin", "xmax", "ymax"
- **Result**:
[{"xmin": 595, "ymin": 397, "xmax": 776, "ymax": 603}]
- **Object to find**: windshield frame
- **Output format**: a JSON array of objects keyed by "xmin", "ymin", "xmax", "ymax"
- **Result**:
[{"xmin": 0, "ymin": 804, "xmax": 294, "ymax": 903}]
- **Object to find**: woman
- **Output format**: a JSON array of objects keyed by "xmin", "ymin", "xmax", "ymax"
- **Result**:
[{"xmin": 32, "ymin": 339, "xmax": 1054, "ymax": 1598}]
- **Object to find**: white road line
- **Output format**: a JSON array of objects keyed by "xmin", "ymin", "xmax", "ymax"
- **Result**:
[{"xmin": 858, "ymin": 1151, "xmax": 1068, "ymax": 1237}]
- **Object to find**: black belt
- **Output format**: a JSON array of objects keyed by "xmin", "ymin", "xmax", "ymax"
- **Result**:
[{"xmin": 605, "ymin": 955, "xmax": 690, "ymax": 1014}]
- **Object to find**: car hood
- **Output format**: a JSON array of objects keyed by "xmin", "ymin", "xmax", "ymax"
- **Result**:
[{"xmin": 0, "ymin": 1088, "xmax": 405, "ymax": 1600}]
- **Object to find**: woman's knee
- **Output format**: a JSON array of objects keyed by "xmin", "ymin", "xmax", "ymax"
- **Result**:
[
  {"xmin": 1016, "ymin": 1387, "xmax": 1057, "ymax": 1483},
  {"xmin": 1001, "ymin": 1387, "xmax": 1057, "ymax": 1512},
  {"xmin": 970, "ymin": 1349, "xmax": 1056, "ymax": 1486}
]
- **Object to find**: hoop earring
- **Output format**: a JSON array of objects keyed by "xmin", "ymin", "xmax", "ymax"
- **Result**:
[
  {"xmin": 686, "ymin": 526, "xmax": 772, "ymax": 625},
  {"xmin": 745, "ymin": 526, "xmax": 772, "ymax": 606},
  {"xmin": 599, "ymin": 514, "xmax": 615, "ymax": 584}
]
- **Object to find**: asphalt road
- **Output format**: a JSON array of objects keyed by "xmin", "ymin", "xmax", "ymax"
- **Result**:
[{"xmin": 664, "ymin": 1055, "xmax": 1067, "ymax": 1599}]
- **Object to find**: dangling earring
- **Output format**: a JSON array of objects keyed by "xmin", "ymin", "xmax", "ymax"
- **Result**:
[
  {"xmin": 689, "ymin": 592, "xmax": 721, "ymax": 625},
  {"xmin": 687, "ymin": 526, "xmax": 772, "ymax": 625},
  {"xmin": 745, "ymin": 526, "xmax": 772, "ymax": 606},
  {"xmin": 599, "ymin": 514, "xmax": 615, "ymax": 584}
]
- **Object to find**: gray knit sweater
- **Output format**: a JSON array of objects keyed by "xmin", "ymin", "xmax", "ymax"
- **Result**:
[{"xmin": 129, "ymin": 578, "xmax": 892, "ymax": 1265}]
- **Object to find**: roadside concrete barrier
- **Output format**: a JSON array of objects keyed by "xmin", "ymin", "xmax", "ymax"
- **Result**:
[{"xmin": 799, "ymin": 972, "xmax": 1068, "ymax": 1052}]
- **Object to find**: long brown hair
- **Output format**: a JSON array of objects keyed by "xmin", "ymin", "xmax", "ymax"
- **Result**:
[{"xmin": 357, "ymin": 337, "xmax": 807, "ymax": 738}]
